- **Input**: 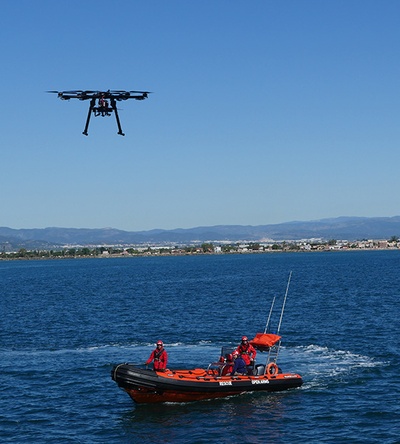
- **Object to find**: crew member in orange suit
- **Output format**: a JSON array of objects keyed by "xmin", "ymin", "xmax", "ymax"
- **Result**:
[
  {"xmin": 146, "ymin": 340, "xmax": 168, "ymax": 371},
  {"xmin": 221, "ymin": 354, "xmax": 234, "ymax": 376},
  {"xmin": 234, "ymin": 336, "xmax": 256, "ymax": 373}
]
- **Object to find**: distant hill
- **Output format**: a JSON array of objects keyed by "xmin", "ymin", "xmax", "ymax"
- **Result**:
[{"xmin": 1, "ymin": 216, "xmax": 400, "ymax": 251}]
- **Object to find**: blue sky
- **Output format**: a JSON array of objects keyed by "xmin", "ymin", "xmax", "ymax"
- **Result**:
[{"xmin": 1, "ymin": 0, "xmax": 399, "ymax": 231}]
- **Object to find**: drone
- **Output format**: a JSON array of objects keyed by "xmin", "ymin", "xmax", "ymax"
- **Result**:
[{"xmin": 48, "ymin": 89, "xmax": 150, "ymax": 136}]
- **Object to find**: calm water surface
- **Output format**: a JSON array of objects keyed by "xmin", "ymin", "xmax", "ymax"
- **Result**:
[{"xmin": 0, "ymin": 251, "xmax": 399, "ymax": 443}]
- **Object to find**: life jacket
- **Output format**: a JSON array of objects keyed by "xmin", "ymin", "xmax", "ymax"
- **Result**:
[
  {"xmin": 239, "ymin": 344, "xmax": 252, "ymax": 355},
  {"xmin": 154, "ymin": 348, "xmax": 164, "ymax": 361},
  {"xmin": 239, "ymin": 346, "xmax": 247, "ymax": 354}
]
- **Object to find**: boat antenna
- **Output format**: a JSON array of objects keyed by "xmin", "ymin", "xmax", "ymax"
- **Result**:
[
  {"xmin": 264, "ymin": 295, "xmax": 276, "ymax": 334},
  {"xmin": 276, "ymin": 271, "xmax": 292, "ymax": 335}
]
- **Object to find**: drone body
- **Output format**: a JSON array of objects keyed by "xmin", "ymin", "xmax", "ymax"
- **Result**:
[{"xmin": 48, "ymin": 89, "xmax": 150, "ymax": 136}]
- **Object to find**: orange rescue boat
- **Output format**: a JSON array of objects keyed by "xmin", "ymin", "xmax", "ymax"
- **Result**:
[
  {"xmin": 111, "ymin": 332, "xmax": 302, "ymax": 403},
  {"xmin": 111, "ymin": 272, "xmax": 302, "ymax": 403}
]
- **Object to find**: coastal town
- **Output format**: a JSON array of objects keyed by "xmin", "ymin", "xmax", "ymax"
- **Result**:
[{"xmin": 2, "ymin": 236, "xmax": 399, "ymax": 259}]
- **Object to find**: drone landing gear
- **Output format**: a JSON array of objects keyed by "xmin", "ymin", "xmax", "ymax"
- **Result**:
[
  {"xmin": 111, "ymin": 98, "xmax": 125, "ymax": 136},
  {"xmin": 82, "ymin": 98, "xmax": 125, "ymax": 136},
  {"xmin": 83, "ymin": 98, "xmax": 95, "ymax": 136}
]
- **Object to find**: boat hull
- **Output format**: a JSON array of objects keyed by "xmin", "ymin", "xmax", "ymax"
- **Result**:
[{"xmin": 111, "ymin": 364, "xmax": 303, "ymax": 404}]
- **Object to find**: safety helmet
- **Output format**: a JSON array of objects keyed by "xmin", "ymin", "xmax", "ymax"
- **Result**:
[
  {"xmin": 156, "ymin": 340, "xmax": 163, "ymax": 346},
  {"xmin": 241, "ymin": 336, "xmax": 248, "ymax": 342},
  {"xmin": 233, "ymin": 351, "xmax": 239, "ymax": 357},
  {"xmin": 226, "ymin": 354, "xmax": 233, "ymax": 361}
]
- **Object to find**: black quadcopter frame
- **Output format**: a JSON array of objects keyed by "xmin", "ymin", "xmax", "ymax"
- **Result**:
[{"xmin": 49, "ymin": 90, "xmax": 149, "ymax": 136}]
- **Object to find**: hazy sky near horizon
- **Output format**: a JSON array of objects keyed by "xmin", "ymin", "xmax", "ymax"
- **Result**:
[{"xmin": 1, "ymin": 0, "xmax": 399, "ymax": 231}]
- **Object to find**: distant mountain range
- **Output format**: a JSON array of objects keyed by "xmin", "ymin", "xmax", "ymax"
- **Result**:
[{"xmin": 1, "ymin": 216, "xmax": 400, "ymax": 251}]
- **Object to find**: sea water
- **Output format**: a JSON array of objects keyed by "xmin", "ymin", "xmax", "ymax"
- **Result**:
[{"xmin": 0, "ymin": 251, "xmax": 399, "ymax": 443}]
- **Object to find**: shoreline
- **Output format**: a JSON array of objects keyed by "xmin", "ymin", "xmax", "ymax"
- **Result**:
[{"xmin": 1, "ymin": 246, "xmax": 399, "ymax": 262}]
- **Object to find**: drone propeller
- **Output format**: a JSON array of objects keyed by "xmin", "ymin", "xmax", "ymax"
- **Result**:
[
  {"xmin": 47, "ymin": 90, "xmax": 100, "ymax": 95},
  {"xmin": 109, "ymin": 90, "xmax": 151, "ymax": 94},
  {"xmin": 61, "ymin": 90, "xmax": 84, "ymax": 94},
  {"xmin": 47, "ymin": 90, "xmax": 72, "ymax": 99},
  {"xmin": 46, "ymin": 90, "xmax": 83, "ymax": 95}
]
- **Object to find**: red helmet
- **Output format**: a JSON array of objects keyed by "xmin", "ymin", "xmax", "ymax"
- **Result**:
[
  {"xmin": 242, "ymin": 336, "xmax": 248, "ymax": 342},
  {"xmin": 156, "ymin": 340, "xmax": 163, "ymax": 346},
  {"xmin": 226, "ymin": 354, "xmax": 233, "ymax": 361}
]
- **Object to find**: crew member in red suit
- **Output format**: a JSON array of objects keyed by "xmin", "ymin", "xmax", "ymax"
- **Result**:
[
  {"xmin": 221, "ymin": 354, "xmax": 234, "ymax": 376},
  {"xmin": 234, "ymin": 336, "xmax": 256, "ymax": 374},
  {"xmin": 146, "ymin": 340, "xmax": 168, "ymax": 371}
]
